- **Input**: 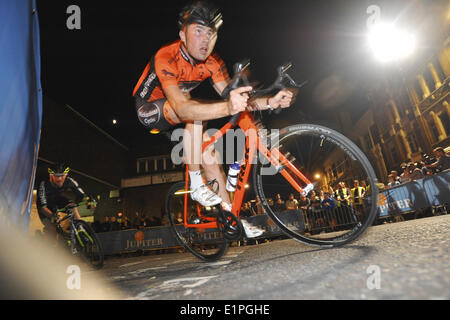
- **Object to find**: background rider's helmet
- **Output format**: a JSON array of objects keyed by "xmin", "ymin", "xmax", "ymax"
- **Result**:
[
  {"xmin": 178, "ymin": 1, "xmax": 223, "ymax": 31},
  {"xmin": 48, "ymin": 162, "xmax": 70, "ymax": 176}
]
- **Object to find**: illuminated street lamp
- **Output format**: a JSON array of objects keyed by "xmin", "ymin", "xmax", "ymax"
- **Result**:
[
  {"xmin": 367, "ymin": 23, "xmax": 415, "ymax": 62},
  {"xmin": 314, "ymin": 173, "xmax": 321, "ymax": 180}
]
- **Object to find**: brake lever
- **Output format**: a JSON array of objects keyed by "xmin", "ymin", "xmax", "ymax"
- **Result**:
[{"xmin": 221, "ymin": 59, "xmax": 251, "ymax": 99}]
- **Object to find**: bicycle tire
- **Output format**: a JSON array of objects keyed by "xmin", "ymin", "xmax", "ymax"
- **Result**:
[
  {"xmin": 166, "ymin": 182, "xmax": 229, "ymax": 261},
  {"xmin": 254, "ymin": 124, "xmax": 379, "ymax": 247},
  {"xmin": 73, "ymin": 220, "xmax": 104, "ymax": 269}
]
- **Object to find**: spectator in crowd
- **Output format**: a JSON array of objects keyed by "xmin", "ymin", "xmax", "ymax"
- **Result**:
[
  {"xmin": 334, "ymin": 182, "xmax": 351, "ymax": 207},
  {"xmin": 326, "ymin": 185, "xmax": 334, "ymax": 196},
  {"xmin": 360, "ymin": 180, "xmax": 370, "ymax": 193},
  {"xmin": 322, "ymin": 192, "xmax": 337, "ymax": 230},
  {"xmin": 255, "ymin": 198, "xmax": 264, "ymax": 215},
  {"xmin": 351, "ymin": 180, "xmax": 365, "ymax": 212},
  {"xmin": 175, "ymin": 212, "xmax": 183, "ymax": 224},
  {"xmin": 161, "ymin": 216, "xmax": 169, "ymax": 226},
  {"xmin": 247, "ymin": 201, "xmax": 257, "ymax": 216},
  {"xmin": 240, "ymin": 202, "xmax": 253, "ymax": 218},
  {"xmin": 298, "ymin": 193, "xmax": 310, "ymax": 212},
  {"xmin": 318, "ymin": 190, "xmax": 325, "ymax": 202},
  {"xmin": 138, "ymin": 216, "xmax": 147, "ymax": 229},
  {"xmin": 100, "ymin": 216, "xmax": 111, "ymax": 233},
  {"xmin": 399, "ymin": 162, "xmax": 412, "ymax": 183},
  {"xmin": 121, "ymin": 216, "xmax": 131, "ymax": 230},
  {"xmin": 285, "ymin": 193, "xmax": 298, "ymax": 210},
  {"xmin": 309, "ymin": 190, "xmax": 322, "ymax": 212},
  {"xmin": 132, "ymin": 212, "xmax": 143, "ymax": 228},
  {"xmin": 109, "ymin": 216, "xmax": 121, "ymax": 231},
  {"xmin": 387, "ymin": 173, "xmax": 401, "ymax": 188},
  {"xmin": 426, "ymin": 147, "xmax": 450, "ymax": 172},
  {"xmin": 417, "ymin": 160, "xmax": 433, "ymax": 176},
  {"xmin": 145, "ymin": 216, "xmax": 152, "ymax": 228},
  {"xmin": 273, "ymin": 194, "xmax": 285, "ymax": 212},
  {"xmin": 92, "ymin": 219, "xmax": 101, "ymax": 233},
  {"xmin": 147, "ymin": 216, "xmax": 161, "ymax": 227},
  {"xmin": 321, "ymin": 193, "xmax": 336, "ymax": 210},
  {"xmin": 409, "ymin": 162, "xmax": 424, "ymax": 181},
  {"xmin": 390, "ymin": 170, "xmax": 401, "ymax": 183}
]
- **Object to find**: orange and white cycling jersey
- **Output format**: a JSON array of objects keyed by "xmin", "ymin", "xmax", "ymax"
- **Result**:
[{"xmin": 133, "ymin": 40, "xmax": 229, "ymax": 103}]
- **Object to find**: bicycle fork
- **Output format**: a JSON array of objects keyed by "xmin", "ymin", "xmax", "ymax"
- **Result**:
[{"xmin": 70, "ymin": 225, "xmax": 94, "ymax": 253}]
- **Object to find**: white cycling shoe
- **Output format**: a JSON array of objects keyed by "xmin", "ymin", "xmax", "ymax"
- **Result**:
[
  {"xmin": 219, "ymin": 202, "xmax": 264, "ymax": 238},
  {"xmin": 191, "ymin": 184, "xmax": 222, "ymax": 207},
  {"xmin": 241, "ymin": 220, "xmax": 264, "ymax": 238}
]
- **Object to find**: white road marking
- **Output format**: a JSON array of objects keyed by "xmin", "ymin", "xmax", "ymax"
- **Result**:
[
  {"xmin": 129, "ymin": 266, "xmax": 166, "ymax": 275},
  {"xmin": 160, "ymin": 276, "xmax": 218, "ymax": 289},
  {"xmin": 131, "ymin": 276, "xmax": 217, "ymax": 300},
  {"xmin": 184, "ymin": 289, "xmax": 193, "ymax": 296},
  {"xmin": 199, "ymin": 260, "xmax": 232, "ymax": 268},
  {"xmin": 119, "ymin": 261, "xmax": 146, "ymax": 268}
]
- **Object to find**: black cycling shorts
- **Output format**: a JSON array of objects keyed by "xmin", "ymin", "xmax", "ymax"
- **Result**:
[{"xmin": 135, "ymin": 97, "xmax": 175, "ymax": 132}]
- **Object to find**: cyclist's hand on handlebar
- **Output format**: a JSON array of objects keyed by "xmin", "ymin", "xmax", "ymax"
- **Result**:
[
  {"xmin": 228, "ymin": 86, "xmax": 253, "ymax": 115},
  {"xmin": 268, "ymin": 89, "xmax": 295, "ymax": 109}
]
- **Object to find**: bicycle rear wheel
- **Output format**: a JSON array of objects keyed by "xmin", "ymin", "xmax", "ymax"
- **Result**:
[
  {"xmin": 166, "ymin": 182, "xmax": 229, "ymax": 261},
  {"xmin": 73, "ymin": 220, "xmax": 104, "ymax": 269},
  {"xmin": 254, "ymin": 124, "xmax": 379, "ymax": 247}
]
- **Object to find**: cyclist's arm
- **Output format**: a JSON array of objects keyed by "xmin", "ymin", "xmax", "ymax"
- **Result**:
[
  {"xmin": 39, "ymin": 206, "xmax": 54, "ymax": 219},
  {"xmin": 213, "ymin": 81, "xmax": 293, "ymax": 111},
  {"xmin": 163, "ymin": 85, "xmax": 250, "ymax": 122},
  {"xmin": 66, "ymin": 177, "xmax": 88, "ymax": 204},
  {"xmin": 37, "ymin": 181, "xmax": 54, "ymax": 218}
]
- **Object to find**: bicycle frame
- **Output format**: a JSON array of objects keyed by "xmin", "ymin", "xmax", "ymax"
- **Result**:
[
  {"xmin": 181, "ymin": 109, "xmax": 314, "ymax": 230},
  {"xmin": 56, "ymin": 207, "xmax": 93, "ymax": 253}
]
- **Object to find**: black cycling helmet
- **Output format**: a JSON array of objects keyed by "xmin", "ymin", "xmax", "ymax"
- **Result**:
[
  {"xmin": 178, "ymin": 1, "xmax": 223, "ymax": 30},
  {"xmin": 48, "ymin": 162, "xmax": 70, "ymax": 176}
]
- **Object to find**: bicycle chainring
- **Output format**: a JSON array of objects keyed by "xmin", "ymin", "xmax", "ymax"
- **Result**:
[{"xmin": 217, "ymin": 210, "xmax": 243, "ymax": 241}]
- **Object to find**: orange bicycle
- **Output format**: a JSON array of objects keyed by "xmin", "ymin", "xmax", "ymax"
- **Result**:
[{"xmin": 166, "ymin": 61, "xmax": 379, "ymax": 261}]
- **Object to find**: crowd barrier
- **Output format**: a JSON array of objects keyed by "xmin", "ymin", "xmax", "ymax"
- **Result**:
[
  {"xmin": 97, "ymin": 213, "xmax": 295, "ymax": 256},
  {"xmin": 97, "ymin": 170, "xmax": 449, "ymax": 255},
  {"xmin": 378, "ymin": 170, "xmax": 449, "ymax": 217}
]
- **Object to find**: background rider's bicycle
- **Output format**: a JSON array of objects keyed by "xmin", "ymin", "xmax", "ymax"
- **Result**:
[
  {"xmin": 166, "ymin": 61, "xmax": 379, "ymax": 261},
  {"xmin": 55, "ymin": 199, "xmax": 104, "ymax": 269}
]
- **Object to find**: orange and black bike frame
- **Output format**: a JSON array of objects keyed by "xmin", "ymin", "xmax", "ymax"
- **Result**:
[{"xmin": 181, "ymin": 110, "xmax": 313, "ymax": 229}]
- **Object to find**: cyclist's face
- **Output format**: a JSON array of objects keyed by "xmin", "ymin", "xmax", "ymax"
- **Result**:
[
  {"xmin": 180, "ymin": 23, "xmax": 217, "ymax": 61},
  {"xmin": 50, "ymin": 174, "xmax": 67, "ymax": 188}
]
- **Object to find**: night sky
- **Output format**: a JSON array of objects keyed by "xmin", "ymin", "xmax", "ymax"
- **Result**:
[{"xmin": 37, "ymin": 0, "xmax": 416, "ymax": 155}]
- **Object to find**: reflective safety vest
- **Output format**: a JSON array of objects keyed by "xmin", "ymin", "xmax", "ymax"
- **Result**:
[
  {"xmin": 334, "ymin": 188, "xmax": 350, "ymax": 206},
  {"xmin": 351, "ymin": 186, "xmax": 365, "ymax": 205}
]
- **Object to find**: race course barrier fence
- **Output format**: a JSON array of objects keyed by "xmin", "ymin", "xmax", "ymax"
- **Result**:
[{"xmin": 97, "ymin": 170, "xmax": 449, "ymax": 255}]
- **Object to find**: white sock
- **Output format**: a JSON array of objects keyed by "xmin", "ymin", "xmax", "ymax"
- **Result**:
[{"xmin": 189, "ymin": 170, "xmax": 204, "ymax": 190}]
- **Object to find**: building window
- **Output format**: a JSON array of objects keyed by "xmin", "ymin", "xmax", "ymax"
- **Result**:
[
  {"xmin": 413, "ymin": 80, "xmax": 423, "ymax": 102},
  {"xmin": 428, "ymin": 119, "xmax": 439, "ymax": 143},
  {"xmin": 407, "ymin": 133, "xmax": 420, "ymax": 153},
  {"xmin": 390, "ymin": 147, "xmax": 400, "ymax": 165},
  {"xmin": 432, "ymin": 57, "xmax": 445, "ymax": 82},
  {"xmin": 423, "ymin": 69, "xmax": 434, "ymax": 92},
  {"xmin": 364, "ymin": 134, "xmax": 373, "ymax": 150},
  {"xmin": 439, "ymin": 112, "xmax": 450, "ymax": 136},
  {"xmin": 370, "ymin": 125, "xmax": 380, "ymax": 145},
  {"xmin": 137, "ymin": 159, "xmax": 148, "ymax": 174}
]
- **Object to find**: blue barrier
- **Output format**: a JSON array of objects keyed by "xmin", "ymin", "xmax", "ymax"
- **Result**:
[
  {"xmin": 0, "ymin": 0, "xmax": 42, "ymax": 230},
  {"xmin": 96, "ymin": 215, "xmax": 293, "ymax": 256},
  {"xmin": 378, "ymin": 170, "xmax": 450, "ymax": 217}
]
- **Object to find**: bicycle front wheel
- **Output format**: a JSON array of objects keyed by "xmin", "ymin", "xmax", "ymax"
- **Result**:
[
  {"xmin": 166, "ymin": 182, "xmax": 229, "ymax": 261},
  {"xmin": 254, "ymin": 124, "xmax": 379, "ymax": 247},
  {"xmin": 73, "ymin": 220, "xmax": 104, "ymax": 269}
]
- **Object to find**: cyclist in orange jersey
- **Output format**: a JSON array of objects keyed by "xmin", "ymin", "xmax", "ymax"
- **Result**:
[{"xmin": 133, "ymin": 1, "xmax": 294, "ymax": 237}]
